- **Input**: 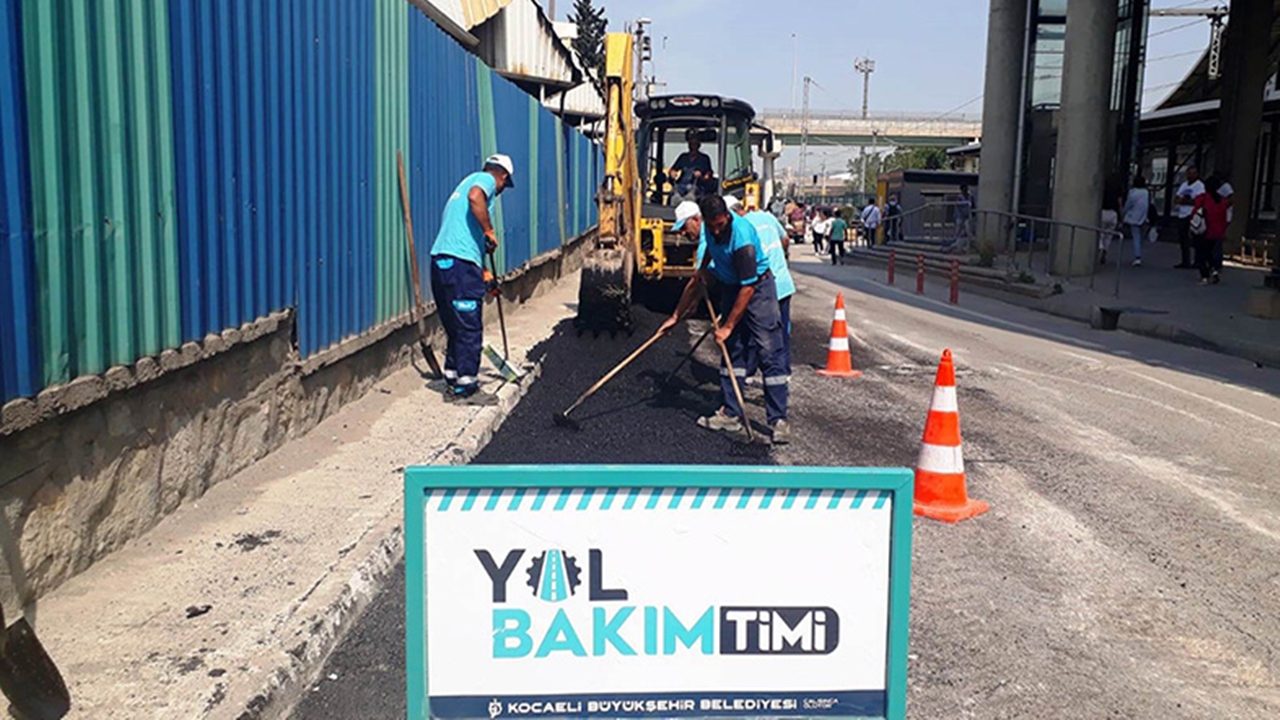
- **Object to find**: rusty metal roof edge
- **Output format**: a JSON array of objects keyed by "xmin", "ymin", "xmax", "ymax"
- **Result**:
[{"xmin": 409, "ymin": 0, "xmax": 481, "ymax": 48}]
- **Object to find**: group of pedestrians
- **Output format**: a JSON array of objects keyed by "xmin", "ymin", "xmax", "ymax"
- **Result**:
[{"xmin": 1100, "ymin": 165, "xmax": 1233, "ymax": 285}]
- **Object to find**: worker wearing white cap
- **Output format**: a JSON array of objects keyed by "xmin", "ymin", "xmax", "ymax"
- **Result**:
[
  {"xmin": 429, "ymin": 153, "xmax": 515, "ymax": 405},
  {"xmin": 661, "ymin": 196, "xmax": 791, "ymax": 444}
]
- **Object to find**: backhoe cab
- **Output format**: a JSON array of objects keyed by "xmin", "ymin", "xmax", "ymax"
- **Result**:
[{"xmin": 575, "ymin": 32, "xmax": 774, "ymax": 335}]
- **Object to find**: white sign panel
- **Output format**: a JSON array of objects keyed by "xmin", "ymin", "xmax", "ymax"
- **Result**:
[{"xmin": 407, "ymin": 472, "xmax": 912, "ymax": 720}]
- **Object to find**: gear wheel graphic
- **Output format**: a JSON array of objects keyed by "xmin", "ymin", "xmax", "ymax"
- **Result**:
[{"xmin": 525, "ymin": 550, "xmax": 582, "ymax": 602}]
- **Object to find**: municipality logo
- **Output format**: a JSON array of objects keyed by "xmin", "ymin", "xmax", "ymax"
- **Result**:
[{"xmin": 525, "ymin": 550, "xmax": 582, "ymax": 603}]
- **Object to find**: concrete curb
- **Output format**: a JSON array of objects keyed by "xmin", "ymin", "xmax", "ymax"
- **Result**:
[{"xmin": 233, "ymin": 362, "xmax": 544, "ymax": 720}]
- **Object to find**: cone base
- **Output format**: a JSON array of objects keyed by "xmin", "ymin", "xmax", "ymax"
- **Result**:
[
  {"xmin": 817, "ymin": 368, "xmax": 862, "ymax": 378},
  {"xmin": 913, "ymin": 498, "xmax": 989, "ymax": 523}
]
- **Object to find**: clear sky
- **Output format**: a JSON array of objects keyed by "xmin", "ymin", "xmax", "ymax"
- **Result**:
[{"xmin": 564, "ymin": 0, "xmax": 1215, "ymax": 171}]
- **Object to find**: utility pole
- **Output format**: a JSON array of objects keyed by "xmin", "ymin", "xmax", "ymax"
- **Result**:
[
  {"xmin": 799, "ymin": 76, "xmax": 813, "ymax": 176},
  {"xmin": 791, "ymin": 34, "xmax": 798, "ymax": 114},
  {"xmin": 854, "ymin": 57, "xmax": 875, "ymax": 120}
]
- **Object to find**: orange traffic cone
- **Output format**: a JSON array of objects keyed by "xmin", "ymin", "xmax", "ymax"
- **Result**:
[
  {"xmin": 816, "ymin": 293, "xmax": 861, "ymax": 378},
  {"xmin": 914, "ymin": 349, "xmax": 989, "ymax": 523}
]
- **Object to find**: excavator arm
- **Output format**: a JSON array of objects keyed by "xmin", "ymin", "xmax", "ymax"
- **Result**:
[{"xmin": 576, "ymin": 33, "xmax": 639, "ymax": 334}]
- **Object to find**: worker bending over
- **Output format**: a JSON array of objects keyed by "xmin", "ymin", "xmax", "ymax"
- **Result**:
[
  {"xmin": 726, "ymin": 195, "xmax": 794, "ymax": 376},
  {"xmin": 428, "ymin": 154, "xmax": 515, "ymax": 405},
  {"xmin": 659, "ymin": 196, "xmax": 791, "ymax": 444}
]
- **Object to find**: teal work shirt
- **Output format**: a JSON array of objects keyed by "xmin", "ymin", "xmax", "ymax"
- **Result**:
[
  {"xmin": 745, "ymin": 210, "xmax": 795, "ymax": 300},
  {"xmin": 430, "ymin": 171, "xmax": 497, "ymax": 266},
  {"xmin": 696, "ymin": 213, "xmax": 769, "ymax": 286}
]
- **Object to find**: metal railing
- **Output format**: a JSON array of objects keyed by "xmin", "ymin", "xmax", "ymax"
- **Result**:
[{"xmin": 877, "ymin": 201, "xmax": 1131, "ymax": 297}]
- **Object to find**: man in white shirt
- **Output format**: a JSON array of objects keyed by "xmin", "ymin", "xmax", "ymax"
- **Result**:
[
  {"xmin": 860, "ymin": 201, "xmax": 881, "ymax": 247},
  {"xmin": 1219, "ymin": 179, "xmax": 1235, "ymax": 223},
  {"xmin": 1173, "ymin": 166, "xmax": 1204, "ymax": 269}
]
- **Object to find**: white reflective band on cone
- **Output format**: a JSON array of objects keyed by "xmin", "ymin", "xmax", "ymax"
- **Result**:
[
  {"xmin": 764, "ymin": 375, "xmax": 791, "ymax": 386},
  {"xmin": 917, "ymin": 442, "xmax": 965, "ymax": 474},
  {"xmin": 930, "ymin": 385, "xmax": 958, "ymax": 413},
  {"xmin": 834, "ymin": 309, "xmax": 846, "ymax": 321},
  {"xmin": 828, "ymin": 336, "xmax": 850, "ymax": 352}
]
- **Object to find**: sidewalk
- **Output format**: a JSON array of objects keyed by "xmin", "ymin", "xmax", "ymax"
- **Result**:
[
  {"xmin": 1023, "ymin": 240, "xmax": 1279, "ymax": 367},
  {"xmin": 836, "ymin": 237, "xmax": 1279, "ymax": 367},
  {"xmin": 16, "ymin": 279, "xmax": 579, "ymax": 720}
]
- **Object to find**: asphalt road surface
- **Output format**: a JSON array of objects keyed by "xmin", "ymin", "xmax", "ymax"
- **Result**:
[{"xmin": 290, "ymin": 255, "xmax": 1280, "ymax": 719}]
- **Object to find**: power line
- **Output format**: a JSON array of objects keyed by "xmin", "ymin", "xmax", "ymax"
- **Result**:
[
  {"xmin": 1147, "ymin": 48, "xmax": 1204, "ymax": 62},
  {"xmin": 1148, "ymin": 18, "xmax": 1204, "ymax": 37}
]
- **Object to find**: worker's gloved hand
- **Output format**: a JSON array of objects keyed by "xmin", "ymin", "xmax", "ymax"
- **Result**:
[
  {"xmin": 483, "ymin": 269, "xmax": 500, "ymax": 297},
  {"xmin": 657, "ymin": 314, "xmax": 680, "ymax": 335},
  {"xmin": 484, "ymin": 229, "xmax": 499, "ymax": 253}
]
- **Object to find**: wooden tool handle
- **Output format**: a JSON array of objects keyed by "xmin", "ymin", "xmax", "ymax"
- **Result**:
[
  {"xmin": 704, "ymin": 297, "xmax": 754, "ymax": 442},
  {"xmin": 565, "ymin": 331, "xmax": 665, "ymax": 414}
]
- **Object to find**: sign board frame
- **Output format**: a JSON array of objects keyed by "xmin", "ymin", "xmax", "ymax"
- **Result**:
[{"xmin": 405, "ymin": 465, "xmax": 913, "ymax": 720}]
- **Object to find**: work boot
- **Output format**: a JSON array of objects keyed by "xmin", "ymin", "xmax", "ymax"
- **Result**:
[
  {"xmin": 448, "ymin": 389, "xmax": 499, "ymax": 407},
  {"xmin": 770, "ymin": 419, "xmax": 792, "ymax": 445},
  {"xmin": 697, "ymin": 409, "xmax": 745, "ymax": 435}
]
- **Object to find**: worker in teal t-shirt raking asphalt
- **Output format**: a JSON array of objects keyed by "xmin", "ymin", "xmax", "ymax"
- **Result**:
[
  {"xmin": 429, "ymin": 154, "xmax": 515, "ymax": 406},
  {"xmin": 661, "ymin": 195, "xmax": 791, "ymax": 445}
]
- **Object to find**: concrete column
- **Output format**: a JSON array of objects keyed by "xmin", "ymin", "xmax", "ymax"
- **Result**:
[
  {"xmin": 1215, "ymin": 0, "xmax": 1273, "ymax": 247},
  {"xmin": 976, "ymin": 0, "xmax": 1028, "ymax": 249},
  {"xmin": 1050, "ymin": 0, "xmax": 1117, "ymax": 277}
]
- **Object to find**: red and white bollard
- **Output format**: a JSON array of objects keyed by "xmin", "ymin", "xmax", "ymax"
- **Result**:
[
  {"xmin": 949, "ymin": 259, "xmax": 960, "ymax": 305},
  {"xmin": 916, "ymin": 254, "xmax": 925, "ymax": 294},
  {"xmin": 888, "ymin": 249, "xmax": 896, "ymax": 285}
]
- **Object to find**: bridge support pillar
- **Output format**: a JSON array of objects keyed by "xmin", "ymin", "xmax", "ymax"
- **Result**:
[
  {"xmin": 976, "ymin": 0, "xmax": 1028, "ymax": 253},
  {"xmin": 1050, "ymin": 0, "xmax": 1117, "ymax": 276}
]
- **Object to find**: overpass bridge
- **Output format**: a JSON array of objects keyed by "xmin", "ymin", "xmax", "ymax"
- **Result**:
[{"xmin": 758, "ymin": 109, "xmax": 982, "ymax": 148}]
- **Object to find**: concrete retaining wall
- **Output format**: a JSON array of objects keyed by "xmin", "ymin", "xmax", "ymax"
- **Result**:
[{"xmin": 0, "ymin": 232, "xmax": 592, "ymax": 609}]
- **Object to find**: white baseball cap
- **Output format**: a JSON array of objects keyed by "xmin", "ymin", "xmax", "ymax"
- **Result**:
[
  {"xmin": 485, "ymin": 153, "xmax": 516, "ymax": 187},
  {"xmin": 671, "ymin": 200, "xmax": 701, "ymax": 232},
  {"xmin": 723, "ymin": 195, "xmax": 741, "ymax": 210}
]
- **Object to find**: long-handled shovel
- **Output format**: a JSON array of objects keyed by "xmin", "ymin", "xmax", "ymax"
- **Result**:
[
  {"xmin": 553, "ymin": 330, "xmax": 666, "ymax": 431},
  {"xmin": 0, "ymin": 518, "xmax": 71, "ymax": 720},
  {"xmin": 704, "ymin": 297, "xmax": 755, "ymax": 443},
  {"xmin": 483, "ymin": 252, "xmax": 522, "ymax": 383},
  {"xmin": 396, "ymin": 150, "xmax": 444, "ymax": 380}
]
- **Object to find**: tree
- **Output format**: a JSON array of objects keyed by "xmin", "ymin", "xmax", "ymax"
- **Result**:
[
  {"xmin": 846, "ymin": 146, "xmax": 953, "ymax": 194},
  {"xmin": 569, "ymin": 0, "xmax": 608, "ymax": 76}
]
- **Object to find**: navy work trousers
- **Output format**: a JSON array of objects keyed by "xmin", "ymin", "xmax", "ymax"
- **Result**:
[
  {"xmin": 430, "ymin": 255, "xmax": 485, "ymax": 394},
  {"xmin": 716, "ymin": 275, "xmax": 789, "ymax": 424}
]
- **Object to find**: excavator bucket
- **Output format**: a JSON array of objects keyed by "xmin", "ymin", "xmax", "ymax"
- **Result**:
[{"xmin": 575, "ymin": 245, "xmax": 633, "ymax": 334}]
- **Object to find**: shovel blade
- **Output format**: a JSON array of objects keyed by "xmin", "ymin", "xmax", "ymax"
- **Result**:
[
  {"xmin": 0, "ymin": 619, "xmax": 71, "ymax": 720},
  {"xmin": 483, "ymin": 345, "xmax": 523, "ymax": 383}
]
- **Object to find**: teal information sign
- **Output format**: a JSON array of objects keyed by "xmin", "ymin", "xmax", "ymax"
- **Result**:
[{"xmin": 405, "ymin": 465, "xmax": 913, "ymax": 720}]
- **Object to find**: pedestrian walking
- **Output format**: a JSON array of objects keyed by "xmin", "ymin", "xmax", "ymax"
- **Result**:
[
  {"xmin": 884, "ymin": 193, "xmax": 903, "ymax": 244},
  {"xmin": 1172, "ymin": 166, "xmax": 1204, "ymax": 269},
  {"xmin": 787, "ymin": 201, "xmax": 807, "ymax": 246},
  {"xmin": 828, "ymin": 209, "xmax": 848, "ymax": 264},
  {"xmin": 429, "ymin": 153, "xmax": 514, "ymax": 405},
  {"xmin": 811, "ymin": 207, "xmax": 829, "ymax": 255},
  {"xmin": 661, "ymin": 196, "xmax": 790, "ymax": 444},
  {"xmin": 727, "ymin": 196, "xmax": 795, "ymax": 378},
  {"xmin": 1122, "ymin": 175, "xmax": 1150, "ymax": 267},
  {"xmin": 860, "ymin": 199, "xmax": 881, "ymax": 248},
  {"xmin": 944, "ymin": 185, "xmax": 974, "ymax": 253},
  {"xmin": 1098, "ymin": 173, "xmax": 1124, "ymax": 265},
  {"xmin": 1191, "ymin": 176, "xmax": 1230, "ymax": 285}
]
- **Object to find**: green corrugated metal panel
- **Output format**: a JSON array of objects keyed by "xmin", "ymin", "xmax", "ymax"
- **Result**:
[
  {"xmin": 375, "ymin": 0, "xmax": 409, "ymax": 322},
  {"xmin": 527, "ymin": 94, "xmax": 538, "ymax": 262},
  {"xmin": 22, "ymin": 0, "xmax": 180, "ymax": 386},
  {"xmin": 555, "ymin": 114, "xmax": 566, "ymax": 244},
  {"xmin": 474, "ymin": 57, "xmax": 504, "ymax": 273}
]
